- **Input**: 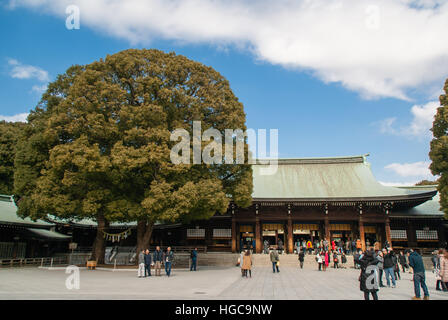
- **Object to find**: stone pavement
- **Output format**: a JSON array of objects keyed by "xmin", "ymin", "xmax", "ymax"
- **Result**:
[{"xmin": 0, "ymin": 265, "xmax": 447, "ymax": 300}]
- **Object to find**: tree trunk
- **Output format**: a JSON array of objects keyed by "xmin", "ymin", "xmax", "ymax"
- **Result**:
[
  {"xmin": 92, "ymin": 213, "xmax": 108, "ymax": 264},
  {"xmin": 136, "ymin": 220, "xmax": 154, "ymax": 264}
]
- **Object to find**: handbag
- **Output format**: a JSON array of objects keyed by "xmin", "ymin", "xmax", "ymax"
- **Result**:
[{"xmin": 276, "ymin": 261, "xmax": 280, "ymax": 267}]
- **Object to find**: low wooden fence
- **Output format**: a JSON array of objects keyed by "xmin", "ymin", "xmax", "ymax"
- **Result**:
[{"xmin": 0, "ymin": 256, "xmax": 69, "ymax": 268}]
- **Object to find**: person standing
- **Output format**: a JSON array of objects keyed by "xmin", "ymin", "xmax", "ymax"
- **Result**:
[
  {"xmin": 398, "ymin": 251, "xmax": 408, "ymax": 273},
  {"xmin": 242, "ymin": 250, "xmax": 252, "ymax": 278},
  {"xmin": 439, "ymin": 249, "xmax": 448, "ymax": 292},
  {"xmin": 407, "ymin": 249, "xmax": 430, "ymax": 300},
  {"xmin": 270, "ymin": 248, "xmax": 280, "ymax": 273},
  {"xmin": 376, "ymin": 250, "xmax": 385, "ymax": 287},
  {"xmin": 383, "ymin": 249, "xmax": 396, "ymax": 288},
  {"xmin": 153, "ymin": 246, "xmax": 163, "ymax": 276},
  {"xmin": 391, "ymin": 251, "xmax": 400, "ymax": 280},
  {"xmin": 333, "ymin": 251, "xmax": 339, "ymax": 269},
  {"xmin": 137, "ymin": 250, "xmax": 145, "ymax": 278},
  {"xmin": 190, "ymin": 248, "xmax": 198, "ymax": 271},
  {"xmin": 298, "ymin": 249, "xmax": 305, "ymax": 269},
  {"xmin": 263, "ymin": 240, "xmax": 269, "ymax": 254},
  {"xmin": 144, "ymin": 249, "xmax": 152, "ymax": 277},
  {"xmin": 278, "ymin": 238, "xmax": 283, "ymax": 254},
  {"xmin": 163, "ymin": 246, "xmax": 174, "ymax": 277},
  {"xmin": 306, "ymin": 240, "xmax": 313, "ymax": 255},
  {"xmin": 359, "ymin": 248, "xmax": 380, "ymax": 300},
  {"xmin": 341, "ymin": 252, "xmax": 347, "ymax": 268}
]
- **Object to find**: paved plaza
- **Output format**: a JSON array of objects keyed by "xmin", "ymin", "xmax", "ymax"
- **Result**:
[{"xmin": 1, "ymin": 265, "xmax": 447, "ymax": 300}]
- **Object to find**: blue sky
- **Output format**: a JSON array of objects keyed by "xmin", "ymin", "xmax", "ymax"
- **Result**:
[{"xmin": 1, "ymin": 0, "xmax": 447, "ymax": 185}]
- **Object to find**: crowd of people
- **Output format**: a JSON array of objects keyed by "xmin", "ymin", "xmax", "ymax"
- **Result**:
[{"xmin": 137, "ymin": 246, "xmax": 199, "ymax": 278}]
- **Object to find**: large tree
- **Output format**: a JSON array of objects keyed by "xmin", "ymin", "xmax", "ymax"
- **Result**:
[
  {"xmin": 430, "ymin": 78, "xmax": 448, "ymax": 218},
  {"xmin": 14, "ymin": 49, "xmax": 252, "ymax": 263},
  {"xmin": 0, "ymin": 121, "xmax": 26, "ymax": 195}
]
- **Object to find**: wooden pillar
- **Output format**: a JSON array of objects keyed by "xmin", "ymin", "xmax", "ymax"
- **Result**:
[
  {"xmin": 359, "ymin": 216, "xmax": 366, "ymax": 252},
  {"xmin": 287, "ymin": 216, "xmax": 293, "ymax": 254},
  {"xmin": 407, "ymin": 220, "xmax": 417, "ymax": 248},
  {"xmin": 255, "ymin": 217, "xmax": 261, "ymax": 254},
  {"xmin": 324, "ymin": 216, "xmax": 330, "ymax": 242},
  {"xmin": 385, "ymin": 217, "xmax": 392, "ymax": 250},
  {"xmin": 231, "ymin": 218, "xmax": 237, "ymax": 253}
]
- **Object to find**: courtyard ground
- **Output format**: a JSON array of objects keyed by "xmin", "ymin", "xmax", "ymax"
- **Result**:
[{"xmin": 0, "ymin": 265, "xmax": 447, "ymax": 300}]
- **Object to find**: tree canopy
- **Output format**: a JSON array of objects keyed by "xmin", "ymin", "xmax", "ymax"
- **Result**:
[
  {"xmin": 14, "ymin": 49, "xmax": 253, "ymax": 262},
  {"xmin": 0, "ymin": 121, "xmax": 26, "ymax": 195},
  {"xmin": 429, "ymin": 78, "xmax": 448, "ymax": 218}
]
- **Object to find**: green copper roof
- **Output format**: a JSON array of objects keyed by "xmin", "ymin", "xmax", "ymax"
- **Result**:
[
  {"xmin": 0, "ymin": 195, "xmax": 54, "ymax": 227},
  {"xmin": 391, "ymin": 186, "xmax": 444, "ymax": 218},
  {"xmin": 252, "ymin": 155, "xmax": 435, "ymax": 200}
]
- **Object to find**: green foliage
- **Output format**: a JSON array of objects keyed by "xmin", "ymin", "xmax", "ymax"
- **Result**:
[
  {"xmin": 429, "ymin": 78, "xmax": 448, "ymax": 219},
  {"xmin": 14, "ymin": 49, "xmax": 253, "ymax": 226},
  {"xmin": 0, "ymin": 121, "xmax": 26, "ymax": 195},
  {"xmin": 415, "ymin": 180, "xmax": 438, "ymax": 186}
]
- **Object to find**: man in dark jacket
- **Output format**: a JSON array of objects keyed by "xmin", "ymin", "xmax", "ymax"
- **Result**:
[
  {"xmin": 383, "ymin": 249, "xmax": 396, "ymax": 287},
  {"xmin": 144, "ymin": 249, "xmax": 152, "ymax": 277},
  {"xmin": 359, "ymin": 248, "xmax": 379, "ymax": 300},
  {"xmin": 298, "ymin": 250, "xmax": 305, "ymax": 269},
  {"xmin": 153, "ymin": 246, "xmax": 163, "ymax": 276},
  {"xmin": 190, "ymin": 248, "xmax": 198, "ymax": 271},
  {"xmin": 163, "ymin": 246, "xmax": 174, "ymax": 277},
  {"xmin": 407, "ymin": 249, "xmax": 430, "ymax": 300}
]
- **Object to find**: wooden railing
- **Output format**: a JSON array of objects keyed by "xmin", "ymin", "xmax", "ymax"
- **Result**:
[{"xmin": 0, "ymin": 256, "xmax": 69, "ymax": 268}]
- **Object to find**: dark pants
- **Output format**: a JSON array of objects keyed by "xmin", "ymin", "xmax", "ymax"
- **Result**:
[
  {"xmin": 413, "ymin": 272, "xmax": 429, "ymax": 298},
  {"xmin": 165, "ymin": 261, "xmax": 172, "ymax": 277},
  {"xmin": 394, "ymin": 267, "xmax": 401, "ymax": 280},
  {"xmin": 334, "ymin": 262, "xmax": 339, "ymax": 269},
  {"xmin": 379, "ymin": 269, "xmax": 384, "ymax": 286},
  {"xmin": 243, "ymin": 269, "xmax": 251, "ymax": 277},
  {"xmin": 144, "ymin": 264, "xmax": 151, "ymax": 277},
  {"xmin": 272, "ymin": 262, "xmax": 279, "ymax": 273},
  {"xmin": 299, "ymin": 261, "xmax": 303, "ymax": 269},
  {"xmin": 364, "ymin": 291, "xmax": 378, "ymax": 300},
  {"xmin": 190, "ymin": 259, "xmax": 197, "ymax": 271}
]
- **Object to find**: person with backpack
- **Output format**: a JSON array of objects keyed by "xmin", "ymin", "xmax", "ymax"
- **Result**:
[
  {"xmin": 359, "ymin": 248, "xmax": 380, "ymax": 300},
  {"xmin": 341, "ymin": 252, "xmax": 347, "ymax": 268},
  {"xmin": 298, "ymin": 249, "xmax": 305, "ymax": 269},
  {"xmin": 333, "ymin": 251, "xmax": 339, "ymax": 269},
  {"xmin": 270, "ymin": 247, "xmax": 280, "ymax": 273},
  {"xmin": 242, "ymin": 250, "xmax": 252, "ymax": 278},
  {"xmin": 190, "ymin": 248, "xmax": 198, "ymax": 271}
]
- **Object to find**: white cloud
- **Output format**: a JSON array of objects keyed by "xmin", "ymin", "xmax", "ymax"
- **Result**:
[
  {"xmin": 384, "ymin": 161, "xmax": 434, "ymax": 177},
  {"xmin": 0, "ymin": 113, "xmax": 29, "ymax": 122},
  {"xmin": 376, "ymin": 101, "xmax": 439, "ymax": 137},
  {"xmin": 8, "ymin": 0, "xmax": 448, "ymax": 100},
  {"xmin": 31, "ymin": 84, "xmax": 48, "ymax": 94},
  {"xmin": 8, "ymin": 58, "xmax": 49, "ymax": 82}
]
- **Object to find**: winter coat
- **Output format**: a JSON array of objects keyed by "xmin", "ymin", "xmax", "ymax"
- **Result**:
[
  {"xmin": 138, "ymin": 252, "xmax": 145, "ymax": 264},
  {"xmin": 298, "ymin": 251, "xmax": 305, "ymax": 262},
  {"xmin": 153, "ymin": 250, "xmax": 163, "ymax": 262},
  {"xmin": 375, "ymin": 254, "xmax": 384, "ymax": 270},
  {"xmin": 306, "ymin": 241, "xmax": 312, "ymax": 249},
  {"xmin": 359, "ymin": 251, "xmax": 379, "ymax": 293},
  {"xmin": 242, "ymin": 254, "xmax": 252, "ymax": 270},
  {"xmin": 408, "ymin": 252, "xmax": 425, "ymax": 273},
  {"xmin": 163, "ymin": 250, "xmax": 174, "ymax": 263},
  {"xmin": 144, "ymin": 253, "xmax": 152, "ymax": 265},
  {"xmin": 324, "ymin": 252, "xmax": 329, "ymax": 266},
  {"xmin": 398, "ymin": 254, "xmax": 407, "ymax": 265},
  {"xmin": 383, "ymin": 253, "xmax": 395, "ymax": 269},
  {"xmin": 440, "ymin": 256, "xmax": 448, "ymax": 282},
  {"xmin": 270, "ymin": 250, "xmax": 280, "ymax": 262}
]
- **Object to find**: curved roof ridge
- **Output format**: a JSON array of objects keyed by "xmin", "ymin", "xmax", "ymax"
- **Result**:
[{"xmin": 256, "ymin": 154, "xmax": 369, "ymax": 165}]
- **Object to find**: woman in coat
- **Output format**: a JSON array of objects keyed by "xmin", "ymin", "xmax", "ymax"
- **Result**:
[
  {"xmin": 439, "ymin": 249, "xmax": 448, "ymax": 291},
  {"xmin": 242, "ymin": 250, "xmax": 252, "ymax": 278},
  {"xmin": 359, "ymin": 249, "xmax": 380, "ymax": 300}
]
